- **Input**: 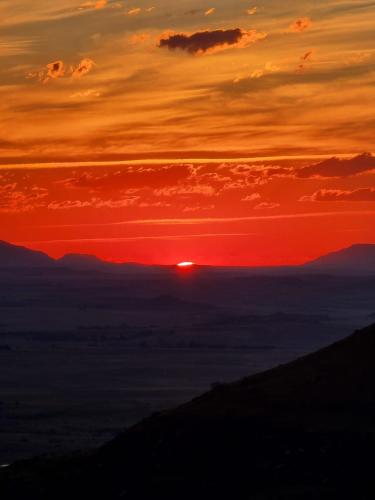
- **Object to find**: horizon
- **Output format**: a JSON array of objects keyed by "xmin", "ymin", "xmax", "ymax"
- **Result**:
[{"xmin": 2, "ymin": 238, "xmax": 375, "ymax": 268}]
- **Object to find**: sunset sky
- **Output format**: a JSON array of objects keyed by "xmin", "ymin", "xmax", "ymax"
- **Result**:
[{"xmin": 0, "ymin": 0, "xmax": 374, "ymax": 265}]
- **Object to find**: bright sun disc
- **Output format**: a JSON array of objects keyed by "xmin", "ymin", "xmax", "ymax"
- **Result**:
[{"xmin": 177, "ymin": 261, "xmax": 195, "ymax": 268}]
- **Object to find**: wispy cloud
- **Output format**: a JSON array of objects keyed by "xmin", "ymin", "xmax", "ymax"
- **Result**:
[
  {"xmin": 71, "ymin": 58, "xmax": 95, "ymax": 78},
  {"xmin": 288, "ymin": 17, "xmax": 312, "ymax": 33},
  {"xmin": 300, "ymin": 188, "xmax": 375, "ymax": 202},
  {"xmin": 204, "ymin": 8, "xmax": 216, "ymax": 16},
  {"xmin": 20, "ymin": 233, "xmax": 256, "ymax": 245},
  {"xmin": 79, "ymin": 0, "xmax": 108, "ymax": 10},
  {"xmin": 101, "ymin": 210, "xmax": 375, "ymax": 227},
  {"xmin": 127, "ymin": 7, "xmax": 142, "ymax": 16},
  {"xmin": 254, "ymin": 202, "xmax": 280, "ymax": 210}
]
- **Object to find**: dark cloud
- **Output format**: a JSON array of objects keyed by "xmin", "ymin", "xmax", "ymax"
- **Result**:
[
  {"xmin": 158, "ymin": 28, "xmax": 266, "ymax": 55},
  {"xmin": 297, "ymin": 153, "xmax": 375, "ymax": 178},
  {"xmin": 300, "ymin": 187, "xmax": 375, "ymax": 202},
  {"xmin": 298, "ymin": 50, "xmax": 313, "ymax": 71}
]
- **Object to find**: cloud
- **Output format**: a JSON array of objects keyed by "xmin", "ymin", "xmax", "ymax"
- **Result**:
[
  {"xmin": 70, "ymin": 89, "xmax": 101, "ymax": 99},
  {"xmin": 153, "ymin": 184, "xmax": 216, "ymax": 197},
  {"xmin": 28, "ymin": 58, "xmax": 95, "ymax": 83},
  {"xmin": 300, "ymin": 188, "xmax": 375, "ymax": 202},
  {"xmin": 48, "ymin": 196, "xmax": 140, "ymax": 210},
  {"xmin": 41, "ymin": 60, "xmax": 65, "ymax": 83},
  {"xmin": 61, "ymin": 165, "xmax": 193, "ymax": 191},
  {"xmin": 234, "ymin": 61, "xmax": 280, "ymax": 82},
  {"xmin": 183, "ymin": 204, "xmax": 215, "ymax": 212},
  {"xmin": 254, "ymin": 202, "xmax": 280, "ymax": 210},
  {"xmin": 242, "ymin": 193, "xmax": 261, "ymax": 202},
  {"xmin": 22, "ymin": 233, "xmax": 255, "ymax": 245},
  {"xmin": 297, "ymin": 153, "xmax": 375, "ymax": 178},
  {"xmin": 158, "ymin": 28, "xmax": 267, "ymax": 55},
  {"xmin": 47, "ymin": 60, "xmax": 65, "ymax": 80},
  {"xmin": 127, "ymin": 7, "xmax": 141, "ymax": 16},
  {"xmin": 0, "ymin": 183, "xmax": 48, "ymax": 213},
  {"xmin": 79, "ymin": 0, "xmax": 108, "ymax": 10},
  {"xmin": 118, "ymin": 211, "xmax": 375, "ymax": 226},
  {"xmin": 288, "ymin": 17, "xmax": 312, "ymax": 33},
  {"xmin": 298, "ymin": 50, "xmax": 314, "ymax": 71},
  {"xmin": 71, "ymin": 58, "xmax": 95, "ymax": 78},
  {"xmin": 130, "ymin": 33, "xmax": 152, "ymax": 45}
]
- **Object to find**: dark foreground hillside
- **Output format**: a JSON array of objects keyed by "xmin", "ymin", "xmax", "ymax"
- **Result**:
[{"xmin": 2, "ymin": 323, "xmax": 375, "ymax": 499}]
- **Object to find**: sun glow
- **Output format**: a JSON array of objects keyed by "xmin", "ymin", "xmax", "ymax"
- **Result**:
[{"xmin": 177, "ymin": 261, "xmax": 195, "ymax": 268}]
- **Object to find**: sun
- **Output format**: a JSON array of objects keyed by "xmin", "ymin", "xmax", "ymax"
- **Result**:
[{"xmin": 177, "ymin": 261, "xmax": 195, "ymax": 268}]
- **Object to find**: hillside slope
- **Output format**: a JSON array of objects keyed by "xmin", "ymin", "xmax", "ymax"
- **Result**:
[
  {"xmin": 304, "ymin": 244, "xmax": 375, "ymax": 273},
  {"xmin": 0, "ymin": 241, "xmax": 54, "ymax": 268},
  {"xmin": 2, "ymin": 324, "xmax": 375, "ymax": 499}
]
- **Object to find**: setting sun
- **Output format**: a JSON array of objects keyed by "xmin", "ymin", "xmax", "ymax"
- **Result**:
[{"xmin": 177, "ymin": 261, "xmax": 195, "ymax": 268}]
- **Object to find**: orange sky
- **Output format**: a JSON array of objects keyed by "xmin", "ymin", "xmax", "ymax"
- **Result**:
[{"xmin": 0, "ymin": 1, "xmax": 374, "ymax": 265}]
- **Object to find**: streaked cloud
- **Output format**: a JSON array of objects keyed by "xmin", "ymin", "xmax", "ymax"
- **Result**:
[
  {"xmin": 298, "ymin": 50, "xmax": 314, "ymax": 71},
  {"xmin": 0, "ymin": 183, "xmax": 48, "ymax": 213},
  {"xmin": 127, "ymin": 7, "xmax": 142, "ymax": 16},
  {"xmin": 254, "ymin": 202, "xmax": 280, "ymax": 210},
  {"xmin": 48, "ymin": 196, "xmax": 140, "ymax": 210},
  {"xmin": 116, "ymin": 211, "xmax": 375, "ymax": 226},
  {"xmin": 79, "ymin": 0, "xmax": 108, "ymax": 10},
  {"xmin": 153, "ymin": 184, "xmax": 217, "ymax": 197},
  {"xmin": 300, "ymin": 188, "xmax": 375, "ymax": 202},
  {"xmin": 242, "ymin": 193, "xmax": 261, "ymax": 202}
]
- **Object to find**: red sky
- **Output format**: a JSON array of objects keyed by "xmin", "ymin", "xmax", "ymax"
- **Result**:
[
  {"xmin": 0, "ymin": 1, "xmax": 374, "ymax": 265},
  {"xmin": 1, "ymin": 155, "xmax": 374, "ymax": 265}
]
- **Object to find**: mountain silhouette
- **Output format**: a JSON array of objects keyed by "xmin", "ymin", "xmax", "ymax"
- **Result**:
[
  {"xmin": 304, "ymin": 244, "xmax": 375, "ymax": 273},
  {"xmin": 1, "ymin": 240, "xmax": 375, "ymax": 276},
  {"xmin": 2, "ymin": 323, "xmax": 375, "ymax": 499},
  {"xmin": 57, "ymin": 253, "xmax": 162, "ymax": 274},
  {"xmin": 0, "ymin": 240, "xmax": 54, "ymax": 268}
]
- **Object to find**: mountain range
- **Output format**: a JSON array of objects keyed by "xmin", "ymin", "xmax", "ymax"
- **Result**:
[
  {"xmin": 1, "ymin": 240, "xmax": 375, "ymax": 275},
  {"xmin": 2, "ymin": 322, "xmax": 375, "ymax": 499}
]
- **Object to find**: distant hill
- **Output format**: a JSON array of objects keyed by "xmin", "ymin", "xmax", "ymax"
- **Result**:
[
  {"xmin": 304, "ymin": 244, "xmax": 375, "ymax": 274},
  {"xmin": 0, "ymin": 241, "xmax": 54, "ymax": 268},
  {"xmin": 0, "ymin": 242, "xmax": 164, "ymax": 274},
  {"xmin": 1, "ymin": 240, "xmax": 375, "ymax": 275},
  {"xmin": 2, "ymin": 323, "xmax": 375, "ymax": 499},
  {"xmin": 57, "ymin": 253, "xmax": 167, "ymax": 274}
]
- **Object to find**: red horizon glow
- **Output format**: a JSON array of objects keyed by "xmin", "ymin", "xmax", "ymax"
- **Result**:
[{"xmin": 1, "ymin": 153, "xmax": 374, "ymax": 267}]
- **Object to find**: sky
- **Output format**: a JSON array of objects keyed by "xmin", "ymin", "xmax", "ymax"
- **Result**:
[{"xmin": 0, "ymin": 0, "xmax": 374, "ymax": 265}]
